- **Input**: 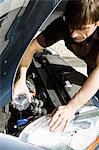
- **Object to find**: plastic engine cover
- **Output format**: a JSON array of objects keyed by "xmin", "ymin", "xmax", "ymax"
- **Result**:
[{"xmin": 19, "ymin": 106, "xmax": 99, "ymax": 150}]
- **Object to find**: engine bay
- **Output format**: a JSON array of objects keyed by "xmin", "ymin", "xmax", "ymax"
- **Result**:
[{"xmin": 5, "ymin": 50, "xmax": 87, "ymax": 136}]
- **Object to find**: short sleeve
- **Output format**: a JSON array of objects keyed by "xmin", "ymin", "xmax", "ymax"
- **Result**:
[{"xmin": 37, "ymin": 16, "xmax": 66, "ymax": 48}]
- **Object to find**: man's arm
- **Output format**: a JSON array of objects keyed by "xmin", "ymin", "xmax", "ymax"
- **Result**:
[
  {"xmin": 13, "ymin": 38, "xmax": 44, "ymax": 101},
  {"xmin": 70, "ymin": 52, "xmax": 99, "ymax": 110},
  {"xmin": 19, "ymin": 39, "xmax": 44, "ymax": 82},
  {"xmin": 50, "ymin": 64, "xmax": 99, "ymax": 132},
  {"xmin": 68, "ymin": 64, "xmax": 99, "ymax": 110}
]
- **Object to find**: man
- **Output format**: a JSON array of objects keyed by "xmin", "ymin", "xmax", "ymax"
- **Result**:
[{"xmin": 14, "ymin": 0, "xmax": 99, "ymax": 132}]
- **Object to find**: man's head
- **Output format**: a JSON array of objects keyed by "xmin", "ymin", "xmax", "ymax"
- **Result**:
[{"xmin": 64, "ymin": 0, "xmax": 99, "ymax": 42}]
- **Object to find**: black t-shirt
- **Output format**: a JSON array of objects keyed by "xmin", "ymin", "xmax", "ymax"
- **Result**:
[{"xmin": 37, "ymin": 16, "xmax": 99, "ymax": 73}]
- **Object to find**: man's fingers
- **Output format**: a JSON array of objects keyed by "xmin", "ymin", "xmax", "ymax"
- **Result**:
[
  {"xmin": 49, "ymin": 110, "xmax": 61, "ymax": 127},
  {"xmin": 28, "ymin": 92, "xmax": 33, "ymax": 103},
  {"xmin": 55, "ymin": 118, "xmax": 67, "ymax": 132},
  {"xmin": 50, "ymin": 115, "xmax": 63, "ymax": 132},
  {"xmin": 62, "ymin": 119, "xmax": 68, "ymax": 132},
  {"xmin": 65, "ymin": 119, "xmax": 71, "ymax": 128},
  {"xmin": 32, "ymin": 91, "xmax": 36, "ymax": 96},
  {"xmin": 49, "ymin": 105, "xmax": 76, "ymax": 132}
]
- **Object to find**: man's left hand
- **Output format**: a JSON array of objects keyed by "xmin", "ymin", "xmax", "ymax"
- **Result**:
[{"xmin": 49, "ymin": 105, "xmax": 75, "ymax": 132}]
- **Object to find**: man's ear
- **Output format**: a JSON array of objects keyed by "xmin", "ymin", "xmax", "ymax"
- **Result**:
[{"xmin": 96, "ymin": 21, "xmax": 99, "ymax": 26}]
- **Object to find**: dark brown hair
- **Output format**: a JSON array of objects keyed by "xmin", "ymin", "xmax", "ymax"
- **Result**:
[{"xmin": 64, "ymin": 0, "xmax": 99, "ymax": 29}]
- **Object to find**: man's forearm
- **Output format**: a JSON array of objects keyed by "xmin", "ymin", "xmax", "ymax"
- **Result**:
[
  {"xmin": 19, "ymin": 45, "xmax": 35, "ymax": 82},
  {"xmin": 68, "ymin": 65, "xmax": 99, "ymax": 111},
  {"xmin": 19, "ymin": 38, "xmax": 44, "ymax": 82}
]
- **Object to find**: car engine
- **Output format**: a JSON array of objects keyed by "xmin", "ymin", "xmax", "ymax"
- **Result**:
[{"xmin": 5, "ymin": 50, "xmax": 87, "ymax": 136}]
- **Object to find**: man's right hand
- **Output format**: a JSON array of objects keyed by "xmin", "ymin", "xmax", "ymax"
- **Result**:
[{"xmin": 13, "ymin": 79, "xmax": 33, "ymax": 103}]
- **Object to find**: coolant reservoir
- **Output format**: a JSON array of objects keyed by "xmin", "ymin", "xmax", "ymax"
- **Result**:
[{"xmin": 19, "ymin": 106, "xmax": 99, "ymax": 150}]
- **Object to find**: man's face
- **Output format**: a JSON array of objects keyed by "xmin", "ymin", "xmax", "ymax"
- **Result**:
[{"xmin": 70, "ymin": 23, "xmax": 97, "ymax": 43}]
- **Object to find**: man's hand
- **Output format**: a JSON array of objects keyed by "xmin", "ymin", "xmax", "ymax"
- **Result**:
[
  {"xmin": 49, "ymin": 105, "xmax": 76, "ymax": 132},
  {"xmin": 13, "ymin": 79, "xmax": 34, "ymax": 103}
]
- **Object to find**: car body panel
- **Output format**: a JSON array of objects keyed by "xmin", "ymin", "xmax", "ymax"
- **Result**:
[{"xmin": 0, "ymin": 0, "xmax": 62, "ymax": 107}]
